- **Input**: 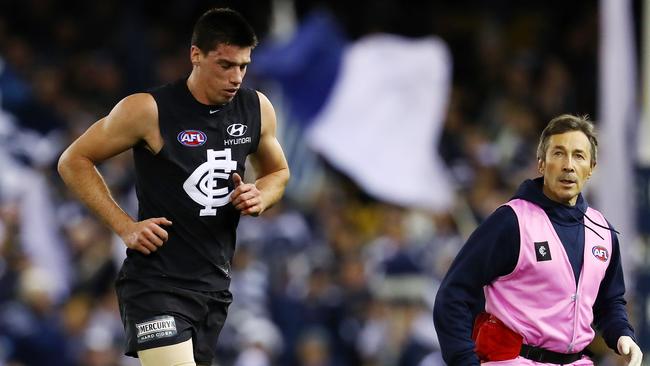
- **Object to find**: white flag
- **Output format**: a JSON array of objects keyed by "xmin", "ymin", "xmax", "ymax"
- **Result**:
[{"xmin": 307, "ymin": 34, "xmax": 454, "ymax": 212}]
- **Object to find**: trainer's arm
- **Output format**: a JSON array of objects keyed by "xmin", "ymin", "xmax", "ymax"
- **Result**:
[
  {"xmin": 58, "ymin": 93, "xmax": 170, "ymax": 254},
  {"xmin": 433, "ymin": 206, "xmax": 520, "ymax": 366},
  {"xmin": 593, "ymin": 229, "xmax": 636, "ymax": 351},
  {"xmin": 230, "ymin": 91, "xmax": 289, "ymax": 215}
]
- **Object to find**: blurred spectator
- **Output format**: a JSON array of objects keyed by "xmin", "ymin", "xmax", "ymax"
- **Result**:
[
  {"xmin": 0, "ymin": 265, "xmax": 74, "ymax": 365},
  {"xmin": 233, "ymin": 317, "xmax": 283, "ymax": 366},
  {"xmin": 295, "ymin": 327, "xmax": 333, "ymax": 366}
]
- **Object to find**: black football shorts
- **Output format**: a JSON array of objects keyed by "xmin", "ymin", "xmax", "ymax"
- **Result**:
[{"xmin": 115, "ymin": 275, "xmax": 232, "ymax": 364}]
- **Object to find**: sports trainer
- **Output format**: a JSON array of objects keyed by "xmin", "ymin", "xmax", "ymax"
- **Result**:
[{"xmin": 433, "ymin": 115, "xmax": 641, "ymax": 365}]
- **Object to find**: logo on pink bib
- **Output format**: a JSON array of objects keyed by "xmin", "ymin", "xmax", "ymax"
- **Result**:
[{"xmin": 592, "ymin": 246, "xmax": 609, "ymax": 262}]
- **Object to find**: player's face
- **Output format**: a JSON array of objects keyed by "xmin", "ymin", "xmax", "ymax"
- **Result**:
[
  {"xmin": 538, "ymin": 131, "xmax": 594, "ymax": 206},
  {"xmin": 192, "ymin": 43, "xmax": 251, "ymax": 104}
]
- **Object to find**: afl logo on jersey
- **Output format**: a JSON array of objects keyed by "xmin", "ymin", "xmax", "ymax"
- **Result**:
[
  {"xmin": 592, "ymin": 246, "xmax": 609, "ymax": 262},
  {"xmin": 227, "ymin": 123, "xmax": 247, "ymax": 137},
  {"xmin": 177, "ymin": 130, "xmax": 207, "ymax": 147}
]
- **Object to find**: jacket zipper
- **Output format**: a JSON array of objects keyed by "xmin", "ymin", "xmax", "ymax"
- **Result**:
[{"xmin": 568, "ymin": 274, "xmax": 582, "ymax": 353}]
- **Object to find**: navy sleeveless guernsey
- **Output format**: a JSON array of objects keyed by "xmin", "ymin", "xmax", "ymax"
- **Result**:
[{"xmin": 121, "ymin": 78, "xmax": 261, "ymax": 290}]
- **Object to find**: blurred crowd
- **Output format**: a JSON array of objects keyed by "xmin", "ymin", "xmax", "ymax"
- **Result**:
[{"xmin": 0, "ymin": 0, "xmax": 644, "ymax": 365}]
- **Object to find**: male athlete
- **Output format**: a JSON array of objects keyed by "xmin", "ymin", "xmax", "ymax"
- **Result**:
[{"xmin": 58, "ymin": 8, "xmax": 289, "ymax": 366}]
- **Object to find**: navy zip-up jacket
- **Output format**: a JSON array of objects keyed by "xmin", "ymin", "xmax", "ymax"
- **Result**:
[{"xmin": 433, "ymin": 178, "xmax": 635, "ymax": 365}]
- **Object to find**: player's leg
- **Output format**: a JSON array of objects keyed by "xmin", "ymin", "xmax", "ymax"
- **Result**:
[
  {"xmin": 193, "ymin": 289, "xmax": 233, "ymax": 366},
  {"xmin": 138, "ymin": 338, "xmax": 196, "ymax": 366},
  {"xmin": 116, "ymin": 278, "xmax": 203, "ymax": 364}
]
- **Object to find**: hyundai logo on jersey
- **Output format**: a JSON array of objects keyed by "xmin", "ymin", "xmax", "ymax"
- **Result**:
[
  {"xmin": 227, "ymin": 123, "xmax": 247, "ymax": 137},
  {"xmin": 178, "ymin": 130, "xmax": 207, "ymax": 146},
  {"xmin": 592, "ymin": 246, "xmax": 609, "ymax": 262}
]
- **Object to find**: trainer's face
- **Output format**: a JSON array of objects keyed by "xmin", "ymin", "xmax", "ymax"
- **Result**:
[
  {"xmin": 191, "ymin": 43, "xmax": 251, "ymax": 104},
  {"xmin": 538, "ymin": 131, "xmax": 594, "ymax": 206}
]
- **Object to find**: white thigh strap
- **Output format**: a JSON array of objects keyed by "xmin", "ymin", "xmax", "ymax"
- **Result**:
[{"xmin": 138, "ymin": 338, "xmax": 196, "ymax": 366}]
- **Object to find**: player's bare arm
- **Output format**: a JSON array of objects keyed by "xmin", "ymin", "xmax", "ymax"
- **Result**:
[
  {"xmin": 230, "ymin": 91, "xmax": 289, "ymax": 216},
  {"xmin": 58, "ymin": 93, "xmax": 172, "ymax": 254}
]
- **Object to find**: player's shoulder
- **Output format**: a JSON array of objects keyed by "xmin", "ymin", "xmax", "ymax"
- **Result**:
[
  {"xmin": 106, "ymin": 93, "xmax": 158, "ymax": 134},
  {"xmin": 111, "ymin": 93, "xmax": 157, "ymax": 118},
  {"xmin": 253, "ymin": 90, "xmax": 275, "ymax": 115},
  {"xmin": 119, "ymin": 92, "xmax": 156, "ymax": 108},
  {"xmin": 252, "ymin": 89, "xmax": 271, "ymax": 105}
]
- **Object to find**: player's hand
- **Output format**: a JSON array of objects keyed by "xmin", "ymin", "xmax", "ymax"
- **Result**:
[
  {"xmin": 120, "ymin": 217, "xmax": 172, "ymax": 255},
  {"xmin": 617, "ymin": 336, "xmax": 642, "ymax": 366},
  {"xmin": 230, "ymin": 173, "xmax": 263, "ymax": 216}
]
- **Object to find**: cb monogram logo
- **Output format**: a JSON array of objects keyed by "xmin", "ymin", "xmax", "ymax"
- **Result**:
[{"xmin": 183, "ymin": 149, "xmax": 237, "ymax": 216}]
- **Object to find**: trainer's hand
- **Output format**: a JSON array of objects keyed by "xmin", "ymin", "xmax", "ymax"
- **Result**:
[
  {"xmin": 618, "ymin": 336, "xmax": 642, "ymax": 366},
  {"xmin": 230, "ymin": 173, "xmax": 263, "ymax": 216},
  {"xmin": 120, "ymin": 217, "xmax": 172, "ymax": 255}
]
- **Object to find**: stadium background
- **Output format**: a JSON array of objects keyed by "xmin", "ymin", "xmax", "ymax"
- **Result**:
[{"xmin": 0, "ymin": 0, "xmax": 647, "ymax": 365}]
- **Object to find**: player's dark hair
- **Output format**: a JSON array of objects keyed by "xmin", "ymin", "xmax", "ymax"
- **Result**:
[
  {"xmin": 537, "ymin": 114, "xmax": 598, "ymax": 167},
  {"xmin": 191, "ymin": 8, "xmax": 258, "ymax": 53}
]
